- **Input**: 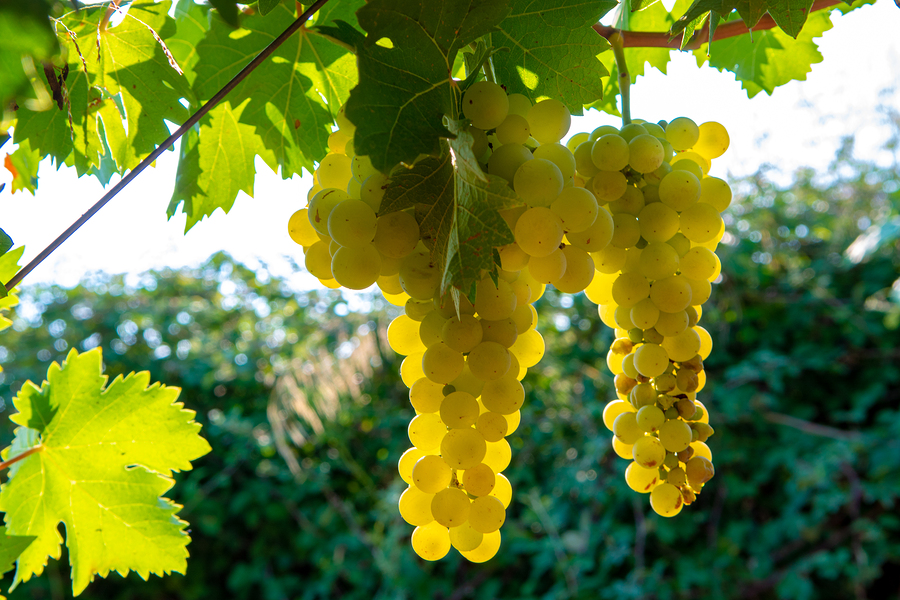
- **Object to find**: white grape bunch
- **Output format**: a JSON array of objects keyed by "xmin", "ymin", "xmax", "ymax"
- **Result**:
[{"xmin": 287, "ymin": 82, "xmax": 728, "ymax": 557}]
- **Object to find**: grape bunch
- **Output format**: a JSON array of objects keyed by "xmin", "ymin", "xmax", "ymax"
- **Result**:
[{"xmin": 287, "ymin": 78, "xmax": 731, "ymax": 559}]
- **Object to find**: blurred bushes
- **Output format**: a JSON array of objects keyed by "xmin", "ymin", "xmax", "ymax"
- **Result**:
[{"xmin": 1, "ymin": 139, "xmax": 899, "ymax": 600}]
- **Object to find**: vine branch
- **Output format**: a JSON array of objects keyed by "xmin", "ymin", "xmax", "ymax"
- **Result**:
[
  {"xmin": 3, "ymin": 0, "xmax": 333, "ymax": 291},
  {"xmin": 593, "ymin": 0, "xmax": 848, "ymax": 50},
  {"xmin": 608, "ymin": 31, "xmax": 630, "ymax": 126},
  {"xmin": 0, "ymin": 445, "xmax": 43, "ymax": 472}
]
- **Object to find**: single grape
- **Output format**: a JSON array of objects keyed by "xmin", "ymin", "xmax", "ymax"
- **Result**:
[
  {"xmin": 481, "ymin": 373, "xmax": 525, "ymax": 414},
  {"xmin": 507, "ymin": 93, "xmax": 532, "ymax": 117},
  {"xmin": 654, "ymin": 309, "xmax": 689, "ymax": 337},
  {"xmin": 632, "ymin": 435, "xmax": 666, "ymax": 469},
  {"xmin": 462, "ymin": 81, "xmax": 509, "ymax": 130},
  {"xmin": 686, "ymin": 456, "xmax": 715, "ymax": 488},
  {"xmin": 658, "ymin": 419, "xmax": 693, "ymax": 452},
  {"xmin": 449, "ymin": 521, "xmax": 484, "ymax": 552},
  {"xmin": 495, "ymin": 113, "xmax": 531, "ymax": 145},
  {"xmin": 509, "ymin": 328, "xmax": 544, "ymax": 367},
  {"xmin": 665, "ymin": 117, "xmax": 700, "ymax": 151},
  {"xmin": 628, "ymin": 134, "xmax": 665, "ymax": 173},
  {"xmin": 612, "ymin": 272, "xmax": 651, "ymax": 308},
  {"xmin": 650, "ymin": 275, "xmax": 693, "ymax": 313},
  {"xmin": 566, "ymin": 206, "xmax": 614, "ymax": 252},
  {"xmin": 625, "ymin": 461, "xmax": 661, "ymax": 493},
  {"xmin": 661, "ymin": 327, "xmax": 701, "ymax": 362},
  {"xmin": 527, "ymin": 98, "xmax": 571, "ymax": 144},
  {"xmin": 693, "ymin": 121, "xmax": 730, "ymax": 159},
  {"xmin": 533, "ymin": 143, "xmax": 577, "ymax": 179},
  {"xmin": 591, "ymin": 134, "xmax": 629, "ymax": 171},
  {"xmin": 608, "ymin": 186, "xmax": 645, "ymax": 217},
  {"xmin": 409, "ymin": 377, "xmax": 444, "ymax": 413},
  {"xmin": 315, "ymin": 153, "xmax": 353, "ymax": 189},
  {"xmin": 633, "ymin": 343, "xmax": 670, "ymax": 378},
  {"xmin": 573, "ymin": 141, "xmax": 600, "ymax": 178},
  {"xmin": 639, "ymin": 242, "xmax": 680, "ymax": 281},
  {"xmin": 679, "ymin": 203, "xmax": 724, "ymax": 243},
  {"xmin": 304, "ymin": 241, "xmax": 333, "ymax": 280},
  {"xmin": 440, "ymin": 391, "xmax": 480, "ymax": 429},
  {"xmin": 514, "ymin": 158, "xmax": 565, "ymax": 207},
  {"xmin": 476, "ymin": 412, "xmax": 509, "ymax": 442},
  {"xmin": 613, "ymin": 412, "xmax": 643, "ymax": 444},
  {"xmin": 636, "ymin": 405, "xmax": 665, "ymax": 433},
  {"xmin": 463, "ymin": 463, "xmax": 496, "ymax": 497},
  {"xmin": 658, "ymin": 171, "xmax": 701, "ymax": 212},
  {"xmin": 699, "ymin": 176, "xmax": 732, "ymax": 212},
  {"xmin": 399, "ymin": 447, "xmax": 427, "ymax": 485},
  {"xmin": 308, "ymin": 188, "xmax": 351, "ymax": 236},
  {"xmin": 441, "ymin": 428, "xmax": 487, "ymax": 470},
  {"xmin": 422, "ymin": 342, "xmax": 465, "ymax": 384},
  {"xmin": 408, "ymin": 413, "xmax": 446, "ymax": 452},
  {"xmin": 328, "ymin": 199, "xmax": 377, "ymax": 248},
  {"xmin": 679, "ymin": 247, "xmax": 717, "ymax": 280},
  {"xmin": 399, "ymin": 486, "xmax": 435, "ymax": 526},
  {"xmin": 413, "ymin": 455, "xmax": 452, "ymax": 493},
  {"xmin": 373, "ymin": 211, "xmax": 419, "ymax": 258},
  {"xmin": 459, "ymin": 530, "xmax": 502, "ymax": 563},
  {"xmin": 399, "ymin": 246, "xmax": 441, "ymax": 300},
  {"xmin": 649, "ymin": 482, "xmax": 684, "ymax": 517},
  {"xmin": 630, "ymin": 297, "xmax": 660, "ymax": 330},
  {"xmin": 488, "ymin": 143, "xmax": 534, "ymax": 183},
  {"xmin": 592, "ymin": 170, "xmax": 628, "ymax": 203},
  {"xmin": 431, "ymin": 488, "xmax": 471, "ymax": 527},
  {"xmin": 610, "ymin": 213, "xmax": 641, "ymax": 249},
  {"xmin": 515, "ymin": 207, "xmax": 565, "ymax": 257},
  {"xmin": 482, "ymin": 438, "xmax": 512, "ymax": 473},
  {"xmin": 468, "ymin": 496, "xmax": 506, "ymax": 533},
  {"xmin": 554, "ymin": 245, "xmax": 594, "ymax": 293},
  {"xmin": 388, "ymin": 314, "xmax": 427, "ymax": 355}
]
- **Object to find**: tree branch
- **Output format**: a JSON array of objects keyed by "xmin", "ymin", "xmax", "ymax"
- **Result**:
[
  {"xmin": 762, "ymin": 411, "xmax": 863, "ymax": 442},
  {"xmin": 593, "ymin": 0, "xmax": 848, "ymax": 50},
  {"xmin": 0, "ymin": 445, "xmax": 43, "ymax": 472}
]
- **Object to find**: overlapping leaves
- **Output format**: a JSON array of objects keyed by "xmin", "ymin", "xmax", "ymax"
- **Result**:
[{"xmin": 0, "ymin": 348, "xmax": 211, "ymax": 595}]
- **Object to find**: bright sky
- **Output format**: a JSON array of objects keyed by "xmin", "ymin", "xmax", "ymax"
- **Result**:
[{"xmin": 1, "ymin": 0, "xmax": 898, "ymax": 289}]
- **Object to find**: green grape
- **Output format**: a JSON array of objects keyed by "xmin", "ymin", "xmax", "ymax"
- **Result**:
[
  {"xmin": 515, "ymin": 207, "xmax": 564, "ymax": 258},
  {"xmin": 514, "ymin": 158, "xmax": 565, "ymax": 207},
  {"xmin": 351, "ymin": 154, "xmax": 378, "ymax": 182},
  {"xmin": 686, "ymin": 456, "xmax": 715, "ymax": 489},
  {"xmin": 642, "ymin": 122, "xmax": 665, "ymax": 137},
  {"xmin": 665, "ymin": 232, "xmax": 690, "ymax": 258},
  {"xmin": 658, "ymin": 419, "xmax": 693, "ymax": 452},
  {"xmin": 661, "ymin": 326, "xmax": 701, "ymax": 362},
  {"xmin": 699, "ymin": 176, "xmax": 732, "ymax": 212},
  {"xmin": 411, "ymin": 521, "xmax": 451, "ymax": 561},
  {"xmin": 488, "ymin": 143, "xmax": 534, "ymax": 183},
  {"xmin": 315, "ymin": 153, "xmax": 353, "ymax": 189},
  {"xmin": 481, "ymin": 374, "xmax": 525, "ymax": 414},
  {"xmin": 694, "ymin": 121, "xmax": 730, "ymax": 159},
  {"xmin": 399, "ymin": 486, "xmax": 435, "ymax": 526},
  {"xmin": 469, "ymin": 496, "xmax": 506, "ymax": 534},
  {"xmin": 610, "ymin": 213, "xmax": 641, "ymax": 249},
  {"xmin": 450, "ymin": 522, "xmax": 484, "ymax": 552},
  {"xmin": 695, "ymin": 325, "xmax": 713, "ymax": 359},
  {"xmin": 550, "ymin": 187, "xmax": 598, "ymax": 233},
  {"xmin": 686, "ymin": 277, "xmax": 711, "ymax": 306},
  {"xmin": 335, "ymin": 103, "xmax": 355, "ymax": 133},
  {"xmin": 304, "ymin": 241, "xmax": 333, "ymax": 280},
  {"xmin": 632, "ymin": 435, "xmax": 666, "ymax": 469},
  {"xmin": 619, "ymin": 123, "xmax": 649, "ymax": 142},
  {"xmin": 388, "ymin": 314, "xmax": 427, "ymax": 355},
  {"xmin": 474, "ymin": 277, "xmax": 517, "ymax": 320},
  {"xmin": 327, "ymin": 199, "xmax": 377, "ymax": 247},
  {"xmin": 612, "ymin": 272, "xmax": 651, "ymax": 308},
  {"xmin": 533, "ymin": 143, "xmax": 576, "ymax": 179},
  {"xmin": 378, "ymin": 273, "xmax": 404, "ymax": 296},
  {"xmin": 440, "ymin": 391, "xmax": 480, "ymax": 429},
  {"xmin": 510, "ymin": 328, "xmax": 544, "ymax": 367},
  {"xmin": 603, "ymin": 400, "xmax": 636, "ymax": 431},
  {"xmin": 592, "ymin": 170, "xmax": 628, "ymax": 203},
  {"xmin": 591, "ymin": 134, "xmax": 629, "ymax": 171},
  {"xmin": 644, "ymin": 161, "xmax": 673, "ymax": 186},
  {"xmin": 328, "ymin": 129, "xmax": 350, "ymax": 154},
  {"xmin": 482, "ymin": 438, "xmax": 512, "ymax": 472},
  {"xmin": 467, "ymin": 341, "xmax": 512, "ymax": 381},
  {"xmin": 680, "ymin": 203, "xmax": 724, "ymax": 243},
  {"xmin": 431, "ymin": 487, "xmax": 471, "ymax": 528},
  {"xmin": 410, "ymin": 377, "xmax": 444, "ymax": 413},
  {"xmin": 639, "ymin": 242, "xmax": 680, "ymax": 281},
  {"xmin": 528, "ymin": 248, "xmax": 567, "ymax": 284},
  {"xmin": 495, "ymin": 113, "xmax": 531, "ymax": 145},
  {"xmin": 567, "ymin": 206, "xmax": 614, "ymax": 252},
  {"xmin": 360, "ymin": 173, "xmax": 389, "ymax": 212},
  {"xmin": 573, "ymin": 141, "xmax": 600, "ymax": 178},
  {"xmin": 422, "ymin": 342, "xmax": 465, "ymax": 384},
  {"xmin": 650, "ymin": 275, "xmax": 693, "ymax": 313},
  {"xmin": 463, "ymin": 463, "xmax": 496, "ymax": 496},
  {"xmin": 401, "ymin": 352, "xmax": 425, "ymax": 387},
  {"xmin": 408, "ymin": 413, "xmax": 446, "ymax": 452},
  {"xmin": 507, "ymin": 93, "xmax": 532, "ymax": 117},
  {"xmin": 613, "ymin": 411, "xmax": 643, "ymax": 444},
  {"xmin": 399, "ymin": 246, "xmax": 441, "ymax": 300},
  {"xmin": 441, "ymin": 314, "xmax": 483, "ymax": 353},
  {"xmin": 612, "ymin": 436, "xmax": 634, "ymax": 459},
  {"xmin": 615, "ymin": 307, "xmax": 637, "ymax": 332},
  {"xmin": 655, "ymin": 309, "xmax": 689, "ymax": 337},
  {"xmin": 566, "ymin": 131, "xmax": 590, "ymax": 152},
  {"xmin": 589, "ymin": 125, "xmax": 619, "ymax": 141},
  {"xmin": 667, "ymin": 466, "xmax": 688, "ymax": 487},
  {"xmin": 625, "ymin": 461, "xmax": 661, "ymax": 493},
  {"xmin": 636, "ymin": 405, "xmax": 665, "ymax": 433},
  {"xmin": 628, "ymin": 134, "xmax": 665, "ymax": 173},
  {"xmin": 633, "ymin": 342, "xmax": 670, "ymax": 378},
  {"xmin": 630, "ymin": 382, "xmax": 657, "ymax": 408},
  {"xmin": 462, "ymin": 81, "xmax": 509, "ymax": 130},
  {"xmin": 503, "ymin": 409, "xmax": 521, "ymax": 435},
  {"xmin": 451, "ymin": 364, "xmax": 486, "ymax": 398},
  {"xmin": 665, "ymin": 117, "xmax": 700, "ymax": 151},
  {"xmin": 476, "ymin": 412, "xmax": 509, "ymax": 442},
  {"xmin": 308, "ymin": 188, "xmax": 351, "ymax": 236},
  {"xmin": 498, "ymin": 243, "xmax": 531, "ymax": 272},
  {"xmin": 608, "ymin": 186, "xmax": 645, "ymax": 217},
  {"xmin": 373, "ymin": 211, "xmax": 419, "ymax": 258},
  {"xmin": 592, "ymin": 245, "xmax": 627, "ymax": 274},
  {"xmin": 331, "ymin": 244, "xmax": 381, "ymax": 289},
  {"xmin": 649, "ymin": 482, "xmax": 684, "ymax": 517},
  {"xmin": 399, "ymin": 447, "xmax": 427, "ymax": 485},
  {"xmin": 288, "ymin": 209, "xmax": 319, "ymax": 246},
  {"xmin": 527, "ymin": 98, "xmax": 571, "ymax": 144},
  {"xmin": 413, "ymin": 455, "xmax": 452, "ymax": 493},
  {"xmin": 671, "ymin": 157, "xmax": 703, "ymax": 179},
  {"xmin": 554, "ymin": 245, "xmax": 594, "ymax": 293},
  {"xmin": 630, "ymin": 297, "xmax": 660, "ymax": 330},
  {"xmin": 658, "ymin": 171, "xmax": 701, "ymax": 212},
  {"xmin": 679, "ymin": 247, "xmax": 717, "ymax": 280},
  {"xmin": 480, "ymin": 317, "xmax": 518, "ymax": 348},
  {"xmin": 685, "ymin": 305, "xmax": 700, "ymax": 328},
  {"xmin": 460, "ymin": 530, "xmax": 502, "ymax": 563},
  {"xmin": 441, "ymin": 428, "xmax": 487, "ymax": 470},
  {"xmin": 511, "ymin": 304, "xmax": 536, "ymax": 336}
]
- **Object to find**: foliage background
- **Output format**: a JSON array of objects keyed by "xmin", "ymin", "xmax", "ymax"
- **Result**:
[{"xmin": 0, "ymin": 128, "xmax": 898, "ymax": 599}]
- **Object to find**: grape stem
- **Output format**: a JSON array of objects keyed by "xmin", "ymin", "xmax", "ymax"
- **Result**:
[
  {"xmin": 482, "ymin": 56, "xmax": 497, "ymax": 84},
  {"xmin": 593, "ymin": 0, "xmax": 846, "ymax": 49},
  {"xmin": 608, "ymin": 32, "xmax": 631, "ymax": 126},
  {"xmin": 0, "ymin": 445, "xmax": 43, "ymax": 473}
]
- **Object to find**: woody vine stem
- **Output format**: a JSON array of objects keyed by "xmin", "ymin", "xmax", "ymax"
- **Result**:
[{"xmin": 609, "ymin": 31, "xmax": 631, "ymax": 127}]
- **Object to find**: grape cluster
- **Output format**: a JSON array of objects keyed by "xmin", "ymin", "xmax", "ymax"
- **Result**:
[{"xmin": 288, "ymin": 80, "xmax": 730, "ymax": 559}]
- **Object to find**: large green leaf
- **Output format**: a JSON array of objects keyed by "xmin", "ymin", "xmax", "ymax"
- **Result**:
[
  {"xmin": 0, "ymin": 0, "xmax": 58, "ymax": 107},
  {"xmin": 693, "ymin": 8, "xmax": 832, "ymax": 97},
  {"xmin": 13, "ymin": 1, "xmax": 189, "ymax": 177},
  {"xmin": 168, "ymin": 100, "xmax": 275, "ymax": 231},
  {"xmin": 168, "ymin": 0, "xmax": 211, "ymax": 88},
  {"xmin": 3, "ymin": 139, "xmax": 40, "ymax": 195},
  {"xmin": 492, "ymin": 0, "xmax": 616, "ymax": 114},
  {"xmin": 0, "ymin": 348, "xmax": 211, "ymax": 595},
  {"xmin": 0, "ymin": 246, "xmax": 24, "ymax": 333},
  {"xmin": 0, "ymin": 527, "xmax": 35, "ymax": 579},
  {"xmin": 192, "ymin": 3, "xmax": 357, "ymax": 181},
  {"xmin": 345, "ymin": 0, "xmax": 512, "ymax": 173},
  {"xmin": 381, "ymin": 121, "xmax": 517, "ymax": 300}
]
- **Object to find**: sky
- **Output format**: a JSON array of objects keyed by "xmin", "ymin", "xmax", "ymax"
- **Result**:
[{"xmin": 1, "ymin": 0, "xmax": 898, "ymax": 290}]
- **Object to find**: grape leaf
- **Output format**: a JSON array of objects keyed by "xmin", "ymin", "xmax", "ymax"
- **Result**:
[
  {"xmin": 381, "ymin": 121, "xmax": 517, "ymax": 300},
  {"xmin": 0, "ymin": 0, "xmax": 58, "ymax": 107},
  {"xmin": 0, "ymin": 348, "xmax": 211, "ymax": 595},
  {"xmin": 3, "ymin": 139, "xmax": 41, "ymax": 195},
  {"xmin": 168, "ymin": 100, "xmax": 276, "ymax": 231},
  {"xmin": 168, "ymin": 0, "xmax": 211, "ymax": 88},
  {"xmin": 672, "ymin": 0, "xmax": 821, "ymax": 38},
  {"xmin": 345, "ymin": 0, "xmax": 512, "ymax": 173},
  {"xmin": 491, "ymin": 0, "xmax": 616, "ymax": 114},
  {"xmin": 693, "ymin": 8, "xmax": 832, "ymax": 97},
  {"xmin": 0, "ymin": 230, "xmax": 11, "ymax": 257},
  {"xmin": 0, "ymin": 246, "xmax": 24, "ymax": 333},
  {"xmin": 192, "ymin": 3, "xmax": 357, "ymax": 181},
  {"xmin": 12, "ymin": 1, "xmax": 189, "ymax": 177},
  {"xmin": 0, "ymin": 527, "xmax": 35, "ymax": 578},
  {"xmin": 207, "ymin": 0, "xmax": 240, "ymax": 28},
  {"xmin": 258, "ymin": 0, "xmax": 282, "ymax": 17}
]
